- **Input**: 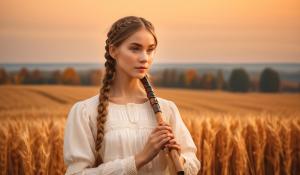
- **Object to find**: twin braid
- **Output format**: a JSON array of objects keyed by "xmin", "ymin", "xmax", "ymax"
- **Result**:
[{"xmin": 93, "ymin": 16, "xmax": 144, "ymax": 167}]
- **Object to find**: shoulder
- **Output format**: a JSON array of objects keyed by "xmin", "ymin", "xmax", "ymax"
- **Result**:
[
  {"xmin": 79, "ymin": 93, "xmax": 100, "ymax": 107},
  {"xmin": 68, "ymin": 94, "xmax": 100, "ymax": 119},
  {"xmin": 80, "ymin": 93, "xmax": 100, "ymax": 108},
  {"xmin": 156, "ymin": 97, "xmax": 180, "ymax": 122},
  {"xmin": 156, "ymin": 96, "xmax": 178, "ymax": 111}
]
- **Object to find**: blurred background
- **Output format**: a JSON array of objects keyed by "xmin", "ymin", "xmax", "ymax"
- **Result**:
[{"xmin": 0, "ymin": 0, "xmax": 299, "ymax": 92}]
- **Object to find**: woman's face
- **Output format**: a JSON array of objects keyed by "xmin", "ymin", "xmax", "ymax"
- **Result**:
[{"xmin": 109, "ymin": 28, "xmax": 156, "ymax": 79}]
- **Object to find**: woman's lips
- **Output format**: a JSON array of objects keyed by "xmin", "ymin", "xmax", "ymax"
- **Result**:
[{"xmin": 135, "ymin": 67, "xmax": 147, "ymax": 73}]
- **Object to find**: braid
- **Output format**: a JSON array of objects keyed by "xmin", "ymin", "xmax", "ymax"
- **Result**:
[
  {"xmin": 93, "ymin": 16, "xmax": 157, "ymax": 167},
  {"xmin": 94, "ymin": 54, "xmax": 115, "ymax": 166}
]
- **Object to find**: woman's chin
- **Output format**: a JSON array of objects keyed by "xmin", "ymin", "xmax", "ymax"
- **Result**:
[
  {"xmin": 134, "ymin": 72, "xmax": 146, "ymax": 79},
  {"xmin": 137, "ymin": 74, "xmax": 146, "ymax": 79}
]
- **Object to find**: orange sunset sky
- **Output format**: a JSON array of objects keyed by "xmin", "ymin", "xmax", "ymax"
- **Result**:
[{"xmin": 0, "ymin": 0, "xmax": 299, "ymax": 63}]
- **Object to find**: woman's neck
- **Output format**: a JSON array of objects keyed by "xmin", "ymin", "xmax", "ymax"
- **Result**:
[{"xmin": 109, "ymin": 73, "xmax": 147, "ymax": 102}]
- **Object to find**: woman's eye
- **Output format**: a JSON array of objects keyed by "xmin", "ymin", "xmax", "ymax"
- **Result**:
[
  {"xmin": 131, "ymin": 48, "xmax": 139, "ymax": 51},
  {"xmin": 147, "ymin": 49, "xmax": 155, "ymax": 54},
  {"xmin": 130, "ymin": 47, "xmax": 154, "ymax": 53}
]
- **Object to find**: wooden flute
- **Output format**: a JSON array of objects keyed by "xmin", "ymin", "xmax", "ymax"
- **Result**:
[{"xmin": 140, "ymin": 75, "xmax": 185, "ymax": 175}]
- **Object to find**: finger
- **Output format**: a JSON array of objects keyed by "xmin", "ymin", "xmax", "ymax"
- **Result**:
[
  {"xmin": 165, "ymin": 139, "xmax": 181, "ymax": 150},
  {"xmin": 158, "ymin": 125, "xmax": 172, "ymax": 132},
  {"xmin": 159, "ymin": 123, "xmax": 173, "ymax": 131},
  {"xmin": 158, "ymin": 122, "xmax": 166, "ymax": 126},
  {"xmin": 153, "ymin": 130, "xmax": 174, "ymax": 139},
  {"xmin": 152, "ymin": 132, "xmax": 175, "ymax": 147},
  {"xmin": 167, "ymin": 143, "xmax": 181, "ymax": 150},
  {"xmin": 153, "ymin": 133, "xmax": 171, "ymax": 144},
  {"xmin": 157, "ymin": 136, "xmax": 172, "ymax": 149},
  {"xmin": 159, "ymin": 122, "xmax": 169, "ymax": 126},
  {"xmin": 159, "ymin": 122, "xmax": 170, "ymax": 127},
  {"xmin": 166, "ymin": 144, "xmax": 181, "ymax": 154},
  {"xmin": 151, "ymin": 127, "xmax": 160, "ymax": 134},
  {"xmin": 152, "ymin": 125, "xmax": 172, "ymax": 134},
  {"xmin": 159, "ymin": 135, "xmax": 178, "ymax": 148},
  {"xmin": 151, "ymin": 125, "xmax": 171, "ymax": 133},
  {"xmin": 167, "ymin": 132, "xmax": 174, "ymax": 139},
  {"xmin": 153, "ymin": 132, "xmax": 168, "ymax": 142},
  {"xmin": 167, "ymin": 138, "xmax": 177, "ymax": 144},
  {"xmin": 154, "ymin": 128, "xmax": 174, "ymax": 137}
]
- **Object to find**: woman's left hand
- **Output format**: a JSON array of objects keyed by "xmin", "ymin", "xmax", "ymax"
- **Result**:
[
  {"xmin": 158, "ymin": 122, "xmax": 181, "ymax": 154},
  {"xmin": 159, "ymin": 122, "xmax": 185, "ymax": 164},
  {"xmin": 165, "ymin": 138, "xmax": 181, "ymax": 154}
]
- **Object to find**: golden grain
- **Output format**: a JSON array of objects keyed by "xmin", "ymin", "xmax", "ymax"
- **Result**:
[{"xmin": 0, "ymin": 85, "xmax": 299, "ymax": 174}]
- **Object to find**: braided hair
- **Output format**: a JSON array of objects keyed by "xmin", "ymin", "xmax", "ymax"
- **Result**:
[{"xmin": 93, "ymin": 16, "xmax": 158, "ymax": 167}]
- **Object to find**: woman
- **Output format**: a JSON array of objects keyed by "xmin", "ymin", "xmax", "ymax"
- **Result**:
[{"xmin": 63, "ymin": 16, "xmax": 200, "ymax": 175}]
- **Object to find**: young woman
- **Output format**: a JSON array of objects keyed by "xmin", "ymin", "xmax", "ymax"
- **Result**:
[{"xmin": 63, "ymin": 16, "xmax": 200, "ymax": 175}]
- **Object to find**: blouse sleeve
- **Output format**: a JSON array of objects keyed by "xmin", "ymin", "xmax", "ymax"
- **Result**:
[
  {"xmin": 63, "ymin": 101, "xmax": 137, "ymax": 175},
  {"xmin": 167, "ymin": 100, "xmax": 201, "ymax": 175}
]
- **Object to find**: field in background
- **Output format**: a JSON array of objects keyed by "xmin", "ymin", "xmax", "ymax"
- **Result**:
[{"xmin": 0, "ymin": 85, "xmax": 300, "ymax": 174}]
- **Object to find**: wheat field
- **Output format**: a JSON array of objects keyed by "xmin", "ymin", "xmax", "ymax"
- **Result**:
[{"xmin": 0, "ymin": 85, "xmax": 300, "ymax": 175}]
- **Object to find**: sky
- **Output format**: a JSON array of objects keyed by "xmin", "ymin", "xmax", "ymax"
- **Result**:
[{"xmin": 0, "ymin": 0, "xmax": 299, "ymax": 64}]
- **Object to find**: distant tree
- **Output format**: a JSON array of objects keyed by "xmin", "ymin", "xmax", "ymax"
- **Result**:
[
  {"xmin": 151, "ymin": 73, "xmax": 160, "ymax": 86},
  {"xmin": 185, "ymin": 69, "xmax": 198, "ymax": 88},
  {"xmin": 0, "ymin": 68, "xmax": 8, "ymax": 84},
  {"xmin": 61, "ymin": 67, "xmax": 80, "ymax": 85},
  {"xmin": 223, "ymin": 81, "xmax": 229, "ymax": 91},
  {"xmin": 191, "ymin": 76, "xmax": 201, "ymax": 89},
  {"xmin": 49, "ymin": 70, "xmax": 62, "ymax": 84},
  {"xmin": 30, "ymin": 69, "xmax": 43, "ymax": 84},
  {"xmin": 159, "ymin": 68, "xmax": 177, "ymax": 87},
  {"xmin": 89, "ymin": 69, "xmax": 103, "ymax": 86},
  {"xmin": 177, "ymin": 71, "xmax": 186, "ymax": 88},
  {"xmin": 216, "ymin": 69, "xmax": 225, "ymax": 90},
  {"xmin": 229, "ymin": 68, "xmax": 250, "ymax": 92},
  {"xmin": 259, "ymin": 68, "xmax": 280, "ymax": 92},
  {"xmin": 161, "ymin": 69, "xmax": 170, "ymax": 87},
  {"xmin": 147, "ymin": 73, "xmax": 155, "ymax": 86},
  {"xmin": 17, "ymin": 67, "xmax": 30, "ymax": 84},
  {"xmin": 200, "ymin": 72, "xmax": 216, "ymax": 90},
  {"xmin": 169, "ymin": 69, "xmax": 179, "ymax": 87}
]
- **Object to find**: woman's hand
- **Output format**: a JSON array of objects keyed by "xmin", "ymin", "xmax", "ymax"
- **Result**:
[
  {"xmin": 164, "ymin": 133, "xmax": 186, "ymax": 165},
  {"xmin": 135, "ymin": 123, "xmax": 174, "ymax": 170},
  {"xmin": 165, "ymin": 136, "xmax": 181, "ymax": 154}
]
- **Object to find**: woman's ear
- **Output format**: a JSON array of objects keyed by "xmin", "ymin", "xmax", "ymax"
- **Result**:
[{"xmin": 109, "ymin": 44, "xmax": 118, "ymax": 60}]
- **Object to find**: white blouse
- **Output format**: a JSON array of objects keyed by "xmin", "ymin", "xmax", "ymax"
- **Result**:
[{"xmin": 63, "ymin": 94, "xmax": 200, "ymax": 175}]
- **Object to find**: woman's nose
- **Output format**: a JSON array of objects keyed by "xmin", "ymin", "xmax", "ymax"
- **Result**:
[{"xmin": 139, "ymin": 51, "xmax": 149, "ymax": 62}]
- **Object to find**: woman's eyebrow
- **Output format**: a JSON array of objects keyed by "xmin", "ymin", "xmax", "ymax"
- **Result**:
[{"xmin": 129, "ymin": 42, "xmax": 156, "ymax": 48}]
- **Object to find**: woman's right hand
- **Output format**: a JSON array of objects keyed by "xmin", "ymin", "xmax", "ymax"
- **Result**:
[{"xmin": 134, "ymin": 123, "xmax": 174, "ymax": 170}]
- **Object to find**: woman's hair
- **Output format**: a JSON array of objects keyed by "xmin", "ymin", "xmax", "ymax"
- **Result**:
[{"xmin": 94, "ymin": 16, "xmax": 157, "ymax": 167}]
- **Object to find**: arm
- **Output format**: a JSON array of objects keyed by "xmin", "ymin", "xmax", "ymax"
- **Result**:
[
  {"xmin": 167, "ymin": 100, "xmax": 201, "ymax": 175},
  {"xmin": 63, "ymin": 101, "xmax": 137, "ymax": 175}
]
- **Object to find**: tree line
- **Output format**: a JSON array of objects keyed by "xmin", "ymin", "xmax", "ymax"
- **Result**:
[
  {"xmin": 0, "ymin": 67, "xmax": 102, "ymax": 86},
  {"xmin": 0, "ymin": 66, "xmax": 299, "ymax": 92},
  {"xmin": 155, "ymin": 68, "xmax": 288, "ymax": 92}
]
